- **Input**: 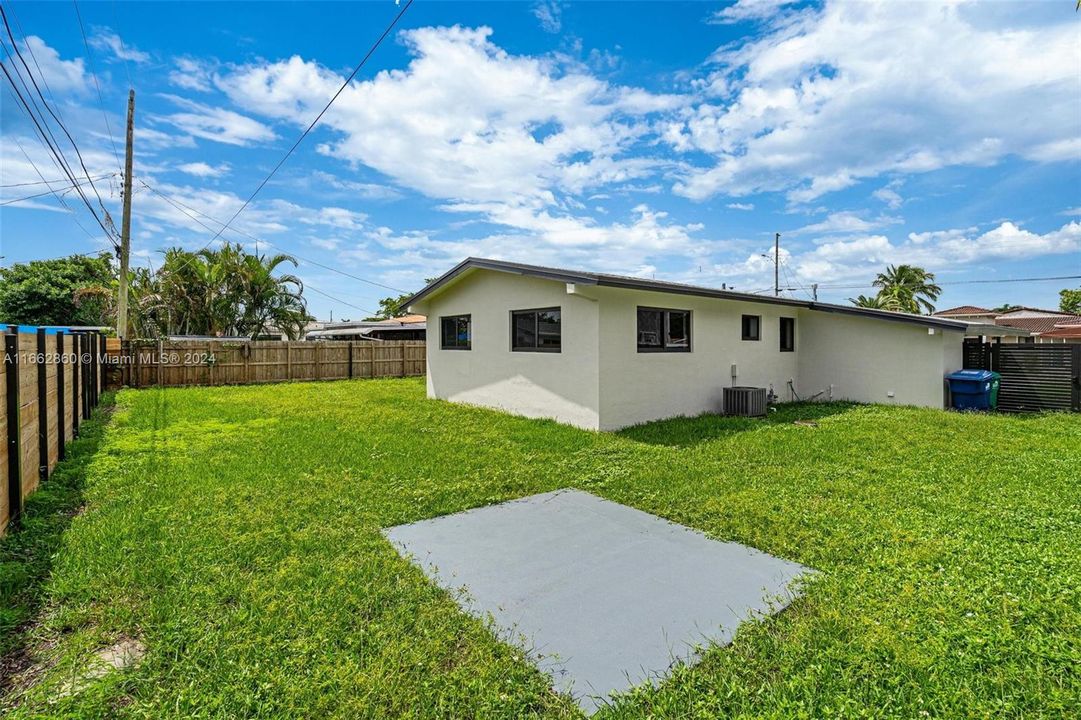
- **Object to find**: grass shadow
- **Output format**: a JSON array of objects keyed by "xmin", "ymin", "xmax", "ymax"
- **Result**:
[
  {"xmin": 0, "ymin": 393, "xmax": 114, "ymax": 690},
  {"xmin": 617, "ymin": 401, "xmax": 862, "ymax": 448}
]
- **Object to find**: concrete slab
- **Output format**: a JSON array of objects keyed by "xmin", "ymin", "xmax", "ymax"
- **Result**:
[{"xmin": 383, "ymin": 489, "xmax": 811, "ymax": 713}]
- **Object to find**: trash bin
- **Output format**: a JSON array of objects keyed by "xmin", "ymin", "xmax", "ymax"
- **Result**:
[
  {"xmin": 946, "ymin": 370, "xmax": 997, "ymax": 410},
  {"xmin": 988, "ymin": 371, "xmax": 1001, "ymax": 409}
]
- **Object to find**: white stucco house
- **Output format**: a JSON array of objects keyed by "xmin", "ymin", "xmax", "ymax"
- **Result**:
[{"xmin": 404, "ymin": 258, "xmax": 968, "ymax": 430}]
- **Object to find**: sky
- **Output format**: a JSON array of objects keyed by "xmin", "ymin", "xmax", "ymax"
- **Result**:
[{"xmin": 1, "ymin": 0, "xmax": 1079, "ymax": 321}]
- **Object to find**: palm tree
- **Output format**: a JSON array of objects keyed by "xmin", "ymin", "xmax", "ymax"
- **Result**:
[
  {"xmin": 849, "ymin": 293, "xmax": 893, "ymax": 310},
  {"xmin": 871, "ymin": 264, "xmax": 942, "ymax": 314}
]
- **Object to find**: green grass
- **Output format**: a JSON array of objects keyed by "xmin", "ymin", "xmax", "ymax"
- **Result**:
[{"xmin": 1, "ymin": 377, "xmax": 1078, "ymax": 718}]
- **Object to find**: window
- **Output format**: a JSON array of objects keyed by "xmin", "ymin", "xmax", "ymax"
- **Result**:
[
  {"xmin": 741, "ymin": 314, "xmax": 761, "ymax": 341},
  {"xmin": 511, "ymin": 308, "xmax": 561, "ymax": 352},
  {"xmin": 780, "ymin": 317, "xmax": 795, "ymax": 352},
  {"xmin": 637, "ymin": 307, "xmax": 691, "ymax": 352},
  {"xmin": 440, "ymin": 315, "xmax": 471, "ymax": 350}
]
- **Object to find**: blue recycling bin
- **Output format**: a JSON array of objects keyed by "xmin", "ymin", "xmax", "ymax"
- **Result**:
[{"xmin": 946, "ymin": 369, "xmax": 998, "ymax": 410}]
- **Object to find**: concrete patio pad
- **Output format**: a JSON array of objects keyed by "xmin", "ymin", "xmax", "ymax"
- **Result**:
[{"xmin": 383, "ymin": 489, "xmax": 811, "ymax": 713}]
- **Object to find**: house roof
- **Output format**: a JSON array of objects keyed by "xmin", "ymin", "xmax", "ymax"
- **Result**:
[
  {"xmin": 405, "ymin": 257, "xmax": 969, "ymax": 332},
  {"xmin": 933, "ymin": 305, "xmax": 993, "ymax": 316},
  {"xmin": 963, "ymin": 322, "xmax": 1031, "ymax": 337},
  {"xmin": 995, "ymin": 306, "xmax": 1076, "ymax": 317},
  {"xmin": 995, "ymin": 316, "xmax": 1081, "ymax": 334},
  {"xmin": 1040, "ymin": 323, "xmax": 1081, "ymax": 339}
]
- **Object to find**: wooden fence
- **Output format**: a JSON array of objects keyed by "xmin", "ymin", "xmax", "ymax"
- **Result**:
[
  {"xmin": 3, "ymin": 326, "xmax": 108, "ymax": 536},
  {"xmin": 114, "ymin": 340, "xmax": 426, "ymax": 388}
]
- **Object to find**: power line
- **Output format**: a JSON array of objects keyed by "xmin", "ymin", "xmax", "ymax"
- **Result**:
[
  {"xmin": 133, "ymin": 180, "xmax": 384, "ymax": 317},
  {"xmin": 0, "ymin": 9, "xmax": 117, "ymax": 245},
  {"xmin": 1, "ymin": 173, "xmax": 117, "ymax": 206},
  {"xmin": 0, "ymin": 5, "xmax": 115, "ymax": 229},
  {"xmin": 813, "ymin": 274, "xmax": 1081, "ymax": 291},
  {"xmin": 108, "ymin": 0, "xmax": 134, "ymax": 89},
  {"xmin": 2, "ymin": 173, "xmax": 111, "ymax": 188},
  {"xmin": 4, "ymin": 129, "xmax": 99, "ymax": 241},
  {"xmin": 193, "ymin": 0, "xmax": 414, "ymax": 255},
  {"xmin": 0, "ymin": 55, "xmax": 117, "ymax": 245},
  {"xmin": 138, "ymin": 180, "xmax": 409, "ymax": 294},
  {"xmin": 72, "ymin": 0, "xmax": 123, "ymax": 171}
]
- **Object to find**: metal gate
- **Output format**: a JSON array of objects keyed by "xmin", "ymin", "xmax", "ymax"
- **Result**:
[{"xmin": 963, "ymin": 340, "xmax": 1080, "ymax": 412}]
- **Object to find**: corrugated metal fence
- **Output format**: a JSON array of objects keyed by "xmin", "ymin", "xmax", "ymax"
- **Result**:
[
  {"xmin": 112, "ymin": 339, "xmax": 426, "ymax": 388},
  {"xmin": 3, "ymin": 325, "xmax": 108, "ymax": 536}
]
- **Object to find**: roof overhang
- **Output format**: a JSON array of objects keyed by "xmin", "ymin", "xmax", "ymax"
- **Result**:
[
  {"xmin": 404, "ymin": 257, "xmax": 970, "ymax": 332},
  {"xmin": 964, "ymin": 322, "xmax": 1032, "ymax": 337}
]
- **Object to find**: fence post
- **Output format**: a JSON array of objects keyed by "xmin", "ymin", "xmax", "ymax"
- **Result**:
[
  {"xmin": 36, "ymin": 328, "xmax": 48, "ymax": 482},
  {"xmin": 286, "ymin": 342, "xmax": 292, "ymax": 381},
  {"xmin": 5, "ymin": 331, "xmax": 22, "ymax": 526},
  {"xmin": 315, "ymin": 342, "xmax": 321, "ymax": 381},
  {"xmin": 57, "ymin": 331, "xmax": 65, "ymax": 461},
  {"xmin": 244, "ymin": 342, "xmax": 251, "ymax": 384},
  {"xmin": 157, "ymin": 340, "xmax": 164, "ymax": 387},
  {"xmin": 73, "ymin": 334, "xmax": 81, "ymax": 432},
  {"xmin": 348, "ymin": 342, "xmax": 354, "ymax": 380}
]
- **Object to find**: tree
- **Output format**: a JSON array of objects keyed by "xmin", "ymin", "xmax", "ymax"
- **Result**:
[
  {"xmin": 992, "ymin": 303, "xmax": 1020, "ymax": 314},
  {"xmin": 365, "ymin": 293, "xmax": 413, "ymax": 321},
  {"xmin": 1061, "ymin": 288, "xmax": 1081, "ymax": 315},
  {"xmin": 364, "ymin": 279, "xmax": 435, "ymax": 320},
  {"xmin": 870, "ymin": 264, "xmax": 942, "ymax": 314},
  {"xmin": 849, "ymin": 293, "xmax": 894, "ymax": 310},
  {"xmin": 0, "ymin": 253, "xmax": 115, "ymax": 326}
]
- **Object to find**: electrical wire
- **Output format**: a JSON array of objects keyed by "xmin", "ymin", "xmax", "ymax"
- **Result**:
[
  {"xmin": 133, "ymin": 180, "xmax": 385, "ymax": 316},
  {"xmin": 72, "ymin": 0, "xmax": 123, "ymax": 171},
  {"xmin": 0, "ymin": 10, "xmax": 117, "ymax": 245},
  {"xmin": 4, "ymin": 129, "xmax": 100, "ymax": 241},
  {"xmin": 1, "ymin": 173, "xmax": 111, "ymax": 188},
  {"xmin": 191, "ymin": 0, "xmax": 414, "ymax": 255},
  {"xmin": 137, "ymin": 181, "xmax": 408, "ymax": 294},
  {"xmin": 1, "ymin": 173, "xmax": 117, "ymax": 206},
  {"xmin": 0, "ymin": 55, "xmax": 117, "ymax": 246}
]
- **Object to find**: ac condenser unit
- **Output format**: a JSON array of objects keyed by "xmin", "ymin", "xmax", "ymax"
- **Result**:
[{"xmin": 723, "ymin": 386, "xmax": 768, "ymax": 417}]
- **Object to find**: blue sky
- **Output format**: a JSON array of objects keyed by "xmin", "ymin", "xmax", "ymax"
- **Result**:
[{"xmin": 1, "ymin": 0, "xmax": 1079, "ymax": 320}]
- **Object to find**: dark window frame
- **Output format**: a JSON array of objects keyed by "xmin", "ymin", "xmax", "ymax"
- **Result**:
[
  {"xmin": 510, "ymin": 307, "xmax": 562, "ymax": 353},
  {"xmin": 637, "ymin": 306, "xmax": 692, "ymax": 353},
  {"xmin": 741, "ymin": 314, "xmax": 761, "ymax": 341},
  {"xmin": 440, "ymin": 314, "xmax": 471, "ymax": 350},
  {"xmin": 780, "ymin": 316, "xmax": 795, "ymax": 352}
]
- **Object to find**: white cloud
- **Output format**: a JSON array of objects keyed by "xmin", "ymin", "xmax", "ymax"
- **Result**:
[
  {"xmin": 215, "ymin": 26, "xmax": 680, "ymax": 206},
  {"xmin": 673, "ymin": 1, "xmax": 1080, "ymax": 202},
  {"xmin": 177, "ymin": 161, "xmax": 231, "ymax": 178},
  {"xmin": 169, "ymin": 57, "xmax": 215, "ymax": 92},
  {"xmin": 726, "ymin": 202, "xmax": 754, "ymax": 210},
  {"xmin": 1060, "ymin": 207, "xmax": 1081, "ymax": 217},
  {"xmin": 872, "ymin": 180, "xmax": 904, "ymax": 210},
  {"xmin": 533, "ymin": 1, "xmax": 563, "ymax": 33},
  {"xmin": 155, "ymin": 94, "xmax": 277, "ymax": 146},
  {"xmin": 89, "ymin": 29, "xmax": 150, "ymax": 64},
  {"xmin": 714, "ymin": 220, "xmax": 1081, "ymax": 290},
  {"xmin": 709, "ymin": 0, "xmax": 800, "ymax": 25},
  {"xmin": 305, "ymin": 171, "xmax": 403, "ymax": 201},
  {"xmin": 17, "ymin": 36, "xmax": 87, "ymax": 93},
  {"xmin": 793, "ymin": 210, "xmax": 899, "ymax": 236}
]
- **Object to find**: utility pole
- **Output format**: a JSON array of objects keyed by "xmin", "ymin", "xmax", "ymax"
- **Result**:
[
  {"xmin": 774, "ymin": 232, "xmax": 780, "ymax": 297},
  {"xmin": 812, "ymin": 283, "xmax": 819, "ymax": 302},
  {"xmin": 117, "ymin": 89, "xmax": 135, "ymax": 339}
]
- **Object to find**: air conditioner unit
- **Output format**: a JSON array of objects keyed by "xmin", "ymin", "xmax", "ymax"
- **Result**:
[{"xmin": 723, "ymin": 386, "xmax": 768, "ymax": 417}]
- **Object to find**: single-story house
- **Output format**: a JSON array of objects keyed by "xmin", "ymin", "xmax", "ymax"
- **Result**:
[
  {"xmin": 404, "ymin": 258, "xmax": 968, "ymax": 430},
  {"xmin": 933, "ymin": 305, "xmax": 1081, "ymax": 344},
  {"xmin": 305, "ymin": 315, "xmax": 426, "ymax": 342}
]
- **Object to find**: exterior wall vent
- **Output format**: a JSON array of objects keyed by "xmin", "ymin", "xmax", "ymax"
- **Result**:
[{"xmin": 723, "ymin": 386, "xmax": 768, "ymax": 417}]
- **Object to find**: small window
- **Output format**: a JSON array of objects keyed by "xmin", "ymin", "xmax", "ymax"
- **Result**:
[
  {"xmin": 780, "ymin": 317, "xmax": 795, "ymax": 352},
  {"xmin": 511, "ymin": 308, "xmax": 561, "ymax": 352},
  {"xmin": 638, "ymin": 307, "xmax": 691, "ymax": 352},
  {"xmin": 741, "ymin": 314, "xmax": 761, "ymax": 341},
  {"xmin": 440, "ymin": 315, "xmax": 471, "ymax": 350}
]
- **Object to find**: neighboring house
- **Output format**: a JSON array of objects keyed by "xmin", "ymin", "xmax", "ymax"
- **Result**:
[
  {"xmin": 935, "ymin": 306, "xmax": 1081, "ymax": 344},
  {"xmin": 306, "ymin": 315, "xmax": 426, "ymax": 342},
  {"xmin": 933, "ymin": 305, "xmax": 998, "ymax": 323},
  {"xmin": 404, "ymin": 258, "xmax": 967, "ymax": 430}
]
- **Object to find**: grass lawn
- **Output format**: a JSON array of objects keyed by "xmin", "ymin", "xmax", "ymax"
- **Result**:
[{"xmin": 1, "ymin": 377, "xmax": 1078, "ymax": 718}]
